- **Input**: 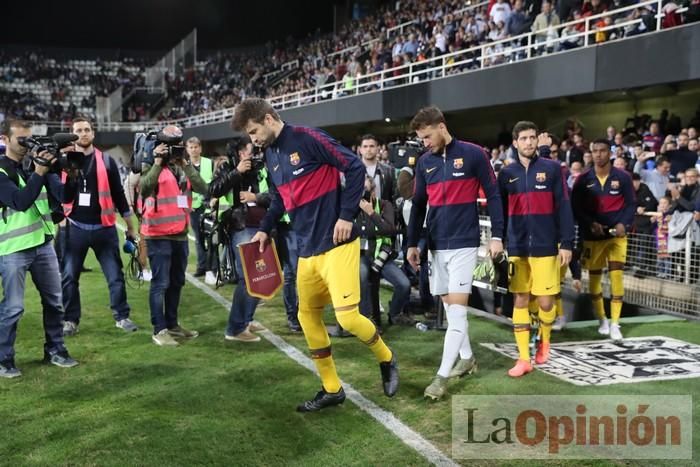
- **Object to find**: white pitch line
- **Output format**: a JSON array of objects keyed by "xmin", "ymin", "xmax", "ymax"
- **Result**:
[{"xmin": 184, "ymin": 272, "xmax": 459, "ymax": 467}]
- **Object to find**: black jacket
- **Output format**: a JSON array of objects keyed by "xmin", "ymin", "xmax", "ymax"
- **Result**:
[
  {"xmin": 356, "ymin": 199, "xmax": 397, "ymax": 259},
  {"xmin": 634, "ymin": 182, "xmax": 658, "ymax": 234},
  {"xmin": 673, "ymin": 183, "xmax": 700, "ymax": 213},
  {"xmin": 208, "ymin": 160, "xmax": 271, "ymax": 230},
  {"xmin": 365, "ymin": 161, "xmax": 395, "ymax": 203}
]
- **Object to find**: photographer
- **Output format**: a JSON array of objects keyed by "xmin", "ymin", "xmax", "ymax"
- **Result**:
[
  {"xmin": 185, "ymin": 137, "xmax": 215, "ymax": 281},
  {"xmin": 209, "ymin": 135, "xmax": 271, "ymax": 342},
  {"xmin": 139, "ymin": 125, "xmax": 209, "ymax": 346},
  {"xmin": 61, "ymin": 117, "xmax": 138, "ymax": 336},
  {"xmin": 357, "ymin": 176, "xmax": 411, "ymax": 331},
  {"xmin": 0, "ymin": 119, "xmax": 78, "ymax": 378}
]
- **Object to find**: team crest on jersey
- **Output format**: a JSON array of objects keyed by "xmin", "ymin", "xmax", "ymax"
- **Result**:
[
  {"xmin": 536, "ymin": 172, "xmax": 546, "ymax": 182},
  {"xmin": 453, "ymin": 158, "xmax": 463, "ymax": 169},
  {"xmin": 290, "ymin": 152, "xmax": 301, "ymax": 166},
  {"xmin": 611, "ymin": 180, "xmax": 620, "ymax": 189},
  {"xmin": 255, "ymin": 259, "xmax": 267, "ymax": 272}
]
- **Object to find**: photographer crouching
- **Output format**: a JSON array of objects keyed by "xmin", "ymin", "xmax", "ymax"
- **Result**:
[
  {"xmin": 357, "ymin": 176, "xmax": 411, "ymax": 332},
  {"xmin": 139, "ymin": 125, "xmax": 209, "ymax": 346},
  {"xmin": 209, "ymin": 135, "xmax": 269, "ymax": 342},
  {"xmin": 0, "ymin": 119, "xmax": 79, "ymax": 377}
]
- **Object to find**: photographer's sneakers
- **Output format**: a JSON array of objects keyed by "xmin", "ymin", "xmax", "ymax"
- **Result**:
[
  {"xmin": 43, "ymin": 350, "xmax": 79, "ymax": 368},
  {"xmin": 0, "ymin": 359, "xmax": 22, "ymax": 379},
  {"xmin": 169, "ymin": 325, "xmax": 199, "ymax": 339},
  {"xmin": 116, "ymin": 318, "xmax": 138, "ymax": 332},
  {"xmin": 204, "ymin": 271, "xmax": 217, "ymax": 285},
  {"xmin": 62, "ymin": 321, "xmax": 79, "ymax": 337},
  {"xmin": 152, "ymin": 329, "xmax": 179, "ymax": 346},
  {"xmin": 225, "ymin": 330, "xmax": 260, "ymax": 342}
]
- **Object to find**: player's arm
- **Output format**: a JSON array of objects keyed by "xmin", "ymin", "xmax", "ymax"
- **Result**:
[
  {"xmin": 497, "ymin": 169, "xmax": 510, "ymax": 244},
  {"xmin": 571, "ymin": 175, "xmax": 596, "ymax": 231},
  {"xmin": 553, "ymin": 165, "xmax": 574, "ymax": 265},
  {"xmin": 259, "ymin": 175, "xmax": 286, "ymax": 235},
  {"xmin": 476, "ymin": 148, "xmax": 504, "ymax": 255}
]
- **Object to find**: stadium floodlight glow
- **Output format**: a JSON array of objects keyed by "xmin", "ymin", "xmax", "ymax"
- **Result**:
[{"xmin": 385, "ymin": 117, "xmax": 391, "ymax": 123}]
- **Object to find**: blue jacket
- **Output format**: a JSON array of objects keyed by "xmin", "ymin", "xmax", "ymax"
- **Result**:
[
  {"xmin": 498, "ymin": 155, "xmax": 575, "ymax": 257},
  {"xmin": 571, "ymin": 167, "xmax": 636, "ymax": 241},
  {"xmin": 259, "ymin": 124, "xmax": 364, "ymax": 257},
  {"xmin": 407, "ymin": 139, "xmax": 504, "ymax": 250}
]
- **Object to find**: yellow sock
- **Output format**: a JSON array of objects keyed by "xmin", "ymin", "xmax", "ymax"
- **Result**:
[
  {"xmin": 513, "ymin": 307, "xmax": 530, "ymax": 361},
  {"xmin": 589, "ymin": 273, "xmax": 606, "ymax": 320},
  {"xmin": 299, "ymin": 305, "xmax": 341, "ymax": 393},
  {"xmin": 337, "ymin": 307, "xmax": 392, "ymax": 363},
  {"xmin": 609, "ymin": 269, "xmax": 624, "ymax": 323},
  {"xmin": 538, "ymin": 306, "xmax": 556, "ymax": 344}
]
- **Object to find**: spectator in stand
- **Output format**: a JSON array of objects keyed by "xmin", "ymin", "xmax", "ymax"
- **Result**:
[
  {"xmin": 568, "ymin": 160, "xmax": 584, "ymax": 189},
  {"xmin": 631, "ymin": 172, "xmax": 658, "ymax": 277},
  {"xmin": 506, "ymin": 0, "xmax": 532, "ymax": 36},
  {"xmin": 643, "ymin": 121, "xmax": 664, "ymax": 153},
  {"xmin": 532, "ymin": 1, "xmax": 561, "ymax": 48},
  {"xmin": 490, "ymin": 0, "xmax": 513, "ymax": 25},
  {"xmin": 583, "ymin": 149, "xmax": 593, "ymax": 168},
  {"xmin": 650, "ymin": 196, "xmax": 673, "ymax": 279},
  {"xmin": 669, "ymin": 168, "xmax": 700, "ymax": 213},
  {"xmin": 581, "ymin": 0, "xmax": 608, "ymax": 18},
  {"xmin": 666, "ymin": 133, "xmax": 699, "ymax": 177},
  {"xmin": 634, "ymin": 155, "xmax": 671, "ymax": 201}
]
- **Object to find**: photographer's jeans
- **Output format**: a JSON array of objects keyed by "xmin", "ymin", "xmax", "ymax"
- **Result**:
[
  {"xmin": 189, "ymin": 208, "xmax": 208, "ymax": 272},
  {"xmin": 227, "ymin": 228, "xmax": 260, "ymax": 336},
  {"xmin": 275, "ymin": 224, "xmax": 299, "ymax": 324},
  {"xmin": 0, "ymin": 242, "xmax": 66, "ymax": 362},
  {"xmin": 146, "ymin": 239, "xmax": 189, "ymax": 334},
  {"xmin": 359, "ymin": 255, "xmax": 410, "ymax": 319},
  {"xmin": 62, "ymin": 223, "xmax": 131, "ymax": 324}
]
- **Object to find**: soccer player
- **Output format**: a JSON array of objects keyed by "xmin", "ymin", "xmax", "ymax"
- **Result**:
[
  {"xmin": 406, "ymin": 106, "xmax": 504, "ymax": 400},
  {"xmin": 498, "ymin": 122, "xmax": 575, "ymax": 377},
  {"xmin": 234, "ymin": 98, "xmax": 399, "ymax": 412},
  {"xmin": 572, "ymin": 139, "xmax": 635, "ymax": 341}
]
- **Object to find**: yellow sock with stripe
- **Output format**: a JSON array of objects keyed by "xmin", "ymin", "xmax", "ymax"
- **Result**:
[
  {"xmin": 609, "ymin": 269, "xmax": 624, "ymax": 323},
  {"xmin": 336, "ymin": 307, "xmax": 392, "ymax": 363},
  {"xmin": 538, "ymin": 306, "xmax": 556, "ymax": 344},
  {"xmin": 589, "ymin": 272, "xmax": 606, "ymax": 320},
  {"xmin": 298, "ymin": 305, "xmax": 341, "ymax": 393},
  {"xmin": 513, "ymin": 307, "xmax": 530, "ymax": 361}
]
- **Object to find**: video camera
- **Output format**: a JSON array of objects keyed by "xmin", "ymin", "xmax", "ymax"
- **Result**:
[
  {"xmin": 131, "ymin": 125, "xmax": 186, "ymax": 174},
  {"xmin": 388, "ymin": 139, "xmax": 424, "ymax": 169},
  {"xmin": 17, "ymin": 133, "xmax": 85, "ymax": 173},
  {"xmin": 225, "ymin": 134, "xmax": 265, "ymax": 172}
]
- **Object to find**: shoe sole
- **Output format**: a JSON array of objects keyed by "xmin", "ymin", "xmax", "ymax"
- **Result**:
[
  {"xmin": 0, "ymin": 373, "xmax": 22, "ymax": 379},
  {"xmin": 46, "ymin": 361, "xmax": 79, "ymax": 368},
  {"xmin": 116, "ymin": 325, "xmax": 138, "ymax": 332},
  {"xmin": 224, "ymin": 335, "xmax": 261, "ymax": 342}
]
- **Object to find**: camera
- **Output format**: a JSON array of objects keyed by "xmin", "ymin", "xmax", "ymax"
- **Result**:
[
  {"xmin": 388, "ymin": 139, "xmax": 423, "ymax": 169},
  {"xmin": 371, "ymin": 243, "xmax": 394, "ymax": 273},
  {"xmin": 131, "ymin": 125, "xmax": 186, "ymax": 173},
  {"xmin": 225, "ymin": 137, "xmax": 265, "ymax": 172},
  {"xmin": 17, "ymin": 133, "xmax": 85, "ymax": 173},
  {"xmin": 200, "ymin": 212, "xmax": 219, "ymax": 251}
]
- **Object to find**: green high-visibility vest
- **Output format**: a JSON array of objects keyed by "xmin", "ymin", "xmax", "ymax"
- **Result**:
[
  {"xmin": 215, "ymin": 191, "xmax": 233, "ymax": 220},
  {"xmin": 191, "ymin": 157, "xmax": 213, "ymax": 210},
  {"xmin": 0, "ymin": 169, "xmax": 54, "ymax": 256},
  {"xmin": 258, "ymin": 167, "xmax": 290, "ymax": 223},
  {"xmin": 372, "ymin": 198, "xmax": 390, "ymax": 259}
]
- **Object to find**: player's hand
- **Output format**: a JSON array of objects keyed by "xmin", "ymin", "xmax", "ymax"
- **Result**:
[
  {"xmin": 251, "ymin": 231, "xmax": 269, "ymax": 253},
  {"xmin": 558, "ymin": 248, "xmax": 572, "ymax": 267},
  {"xmin": 537, "ymin": 132, "xmax": 552, "ymax": 147},
  {"xmin": 489, "ymin": 238, "xmax": 503, "ymax": 258},
  {"xmin": 153, "ymin": 143, "xmax": 168, "ymax": 166},
  {"xmin": 590, "ymin": 222, "xmax": 605, "ymax": 238},
  {"xmin": 636, "ymin": 206, "xmax": 645, "ymax": 215},
  {"xmin": 613, "ymin": 223, "xmax": 626, "ymax": 238},
  {"xmin": 407, "ymin": 246, "xmax": 421, "ymax": 271},
  {"xmin": 359, "ymin": 199, "xmax": 374, "ymax": 215},
  {"xmin": 333, "ymin": 219, "xmax": 353, "ymax": 245},
  {"xmin": 572, "ymin": 279, "xmax": 582, "ymax": 293}
]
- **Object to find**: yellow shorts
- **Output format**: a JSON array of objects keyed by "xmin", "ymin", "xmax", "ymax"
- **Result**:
[
  {"xmin": 297, "ymin": 238, "xmax": 361, "ymax": 309},
  {"xmin": 581, "ymin": 238, "xmax": 627, "ymax": 271},
  {"xmin": 508, "ymin": 256, "xmax": 560, "ymax": 296}
]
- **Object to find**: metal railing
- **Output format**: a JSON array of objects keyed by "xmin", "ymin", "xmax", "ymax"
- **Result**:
[
  {"xmin": 23, "ymin": 0, "xmax": 681, "ymax": 132},
  {"xmin": 475, "ymin": 215, "xmax": 700, "ymax": 320}
]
